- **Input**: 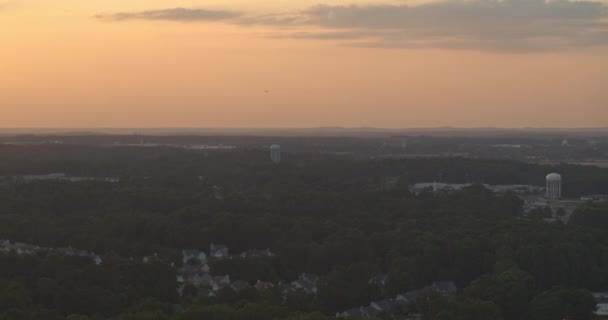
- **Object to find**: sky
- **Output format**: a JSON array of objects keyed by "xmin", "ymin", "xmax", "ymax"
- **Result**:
[{"xmin": 1, "ymin": 0, "xmax": 607, "ymax": 128}]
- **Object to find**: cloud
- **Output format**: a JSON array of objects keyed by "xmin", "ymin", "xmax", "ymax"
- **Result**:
[
  {"xmin": 270, "ymin": 30, "xmax": 369, "ymax": 40},
  {"xmin": 244, "ymin": 0, "xmax": 608, "ymax": 52},
  {"xmin": 95, "ymin": 1, "xmax": 608, "ymax": 52},
  {"xmin": 96, "ymin": 7, "xmax": 240, "ymax": 22},
  {"xmin": 301, "ymin": 1, "xmax": 606, "ymax": 28}
]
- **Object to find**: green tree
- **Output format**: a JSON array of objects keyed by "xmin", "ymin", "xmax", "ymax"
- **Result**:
[
  {"xmin": 317, "ymin": 263, "xmax": 373, "ymax": 312},
  {"xmin": 0, "ymin": 280, "xmax": 30, "ymax": 310},
  {"xmin": 65, "ymin": 315, "xmax": 91, "ymax": 320},
  {"xmin": 465, "ymin": 267, "xmax": 534, "ymax": 319},
  {"xmin": 529, "ymin": 287, "xmax": 596, "ymax": 320}
]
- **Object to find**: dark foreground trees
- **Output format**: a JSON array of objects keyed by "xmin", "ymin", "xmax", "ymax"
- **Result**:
[{"xmin": 0, "ymin": 145, "xmax": 606, "ymax": 319}]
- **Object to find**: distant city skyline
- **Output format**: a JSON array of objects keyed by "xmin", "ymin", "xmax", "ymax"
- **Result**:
[{"xmin": 1, "ymin": 0, "xmax": 607, "ymax": 128}]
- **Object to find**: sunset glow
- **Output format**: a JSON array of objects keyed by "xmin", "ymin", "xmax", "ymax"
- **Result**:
[{"xmin": 1, "ymin": 0, "xmax": 607, "ymax": 128}]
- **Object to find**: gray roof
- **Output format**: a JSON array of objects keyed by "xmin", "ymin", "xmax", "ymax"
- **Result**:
[
  {"xmin": 369, "ymin": 274, "xmax": 389, "ymax": 286},
  {"xmin": 372, "ymin": 299, "xmax": 396, "ymax": 312},
  {"xmin": 398, "ymin": 290, "xmax": 418, "ymax": 303},
  {"xmin": 362, "ymin": 306, "xmax": 381, "ymax": 317},
  {"xmin": 594, "ymin": 292, "xmax": 608, "ymax": 302},
  {"xmin": 255, "ymin": 281, "xmax": 275, "ymax": 290},
  {"xmin": 213, "ymin": 275, "xmax": 230, "ymax": 284},
  {"xmin": 339, "ymin": 308, "xmax": 365, "ymax": 318},
  {"xmin": 299, "ymin": 273, "xmax": 319, "ymax": 282},
  {"xmin": 431, "ymin": 281, "xmax": 457, "ymax": 295},
  {"xmin": 210, "ymin": 244, "xmax": 228, "ymax": 250}
]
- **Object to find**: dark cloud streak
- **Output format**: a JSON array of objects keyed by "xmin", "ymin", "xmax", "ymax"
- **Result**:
[
  {"xmin": 245, "ymin": 0, "xmax": 608, "ymax": 51},
  {"xmin": 96, "ymin": 7, "xmax": 240, "ymax": 22},
  {"xmin": 95, "ymin": 1, "xmax": 608, "ymax": 52}
]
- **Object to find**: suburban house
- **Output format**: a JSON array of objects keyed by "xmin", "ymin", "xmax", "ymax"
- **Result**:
[
  {"xmin": 239, "ymin": 248, "xmax": 275, "ymax": 258},
  {"xmin": 182, "ymin": 249, "xmax": 207, "ymax": 265},
  {"xmin": 255, "ymin": 281, "xmax": 275, "ymax": 290},
  {"xmin": 0, "ymin": 240, "xmax": 102, "ymax": 265},
  {"xmin": 211, "ymin": 275, "xmax": 231, "ymax": 291},
  {"xmin": 291, "ymin": 273, "xmax": 319, "ymax": 294},
  {"xmin": 431, "ymin": 281, "xmax": 457, "ymax": 295},
  {"xmin": 337, "ymin": 294, "xmax": 411, "ymax": 319},
  {"xmin": 210, "ymin": 244, "xmax": 229, "ymax": 259},
  {"xmin": 369, "ymin": 274, "xmax": 389, "ymax": 287}
]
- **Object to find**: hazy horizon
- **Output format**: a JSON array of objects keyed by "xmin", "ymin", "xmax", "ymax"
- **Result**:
[{"xmin": 2, "ymin": 126, "xmax": 608, "ymax": 139}]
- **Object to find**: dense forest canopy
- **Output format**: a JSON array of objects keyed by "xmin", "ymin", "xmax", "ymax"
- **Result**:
[{"xmin": 0, "ymin": 138, "xmax": 607, "ymax": 320}]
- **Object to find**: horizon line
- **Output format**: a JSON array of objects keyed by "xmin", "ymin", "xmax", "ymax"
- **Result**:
[{"xmin": 1, "ymin": 126, "xmax": 608, "ymax": 131}]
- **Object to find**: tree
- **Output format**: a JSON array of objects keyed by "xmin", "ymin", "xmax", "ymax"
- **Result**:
[
  {"xmin": 529, "ymin": 287, "xmax": 596, "ymax": 320},
  {"xmin": 65, "ymin": 315, "xmax": 91, "ymax": 320},
  {"xmin": 417, "ymin": 289, "xmax": 502, "ymax": 320},
  {"xmin": 0, "ymin": 280, "xmax": 30, "ymax": 310},
  {"xmin": 464, "ymin": 268, "xmax": 534, "ymax": 319},
  {"xmin": 317, "ymin": 263, "xmax": 373, "ymax": 313}
]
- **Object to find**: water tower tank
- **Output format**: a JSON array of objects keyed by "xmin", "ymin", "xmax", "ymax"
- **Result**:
[
  {"xmin": 546, "ymin": 173, "xmax": 562, "ymax": 199},
  {"xmin": 270, "ymin": 145, "xmax": 281, "ymax": 164}
]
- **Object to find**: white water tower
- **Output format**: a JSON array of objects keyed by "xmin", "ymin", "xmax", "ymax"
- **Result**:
[
  {"xmin": 546, "ymin": 173, "xmax": 562, "ymax": 199},
  {"xmin": 270, "ymin": 145, "xmax": 281, "ymax": 164}
]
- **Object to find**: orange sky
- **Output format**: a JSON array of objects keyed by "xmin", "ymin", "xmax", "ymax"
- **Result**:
[{"xmin": 1, "ymin": 0, "xmax": 607, "ymax": 128}]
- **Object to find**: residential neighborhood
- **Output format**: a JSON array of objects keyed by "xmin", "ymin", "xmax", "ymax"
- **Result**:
[{"xmin": 0, "ymin": 239, "xmax": 103, "ymax": 265}]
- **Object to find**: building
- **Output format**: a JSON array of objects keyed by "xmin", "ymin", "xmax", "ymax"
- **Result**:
[
  {"xmin": 270, "ymin": 145, "xmax": 281, "ymax": 164},
  {"xmin": 546, "ymin": 173, "xmax": 562, "ymax": 199},
  {"xmin": 410, "ymin": 183, "xmax": 543, "ymax": 196},
  {"xmin": 409, "ymin": 182, "xmax": 470, "ymax": 195},
  {"xmin": 21, "ymin": 173, "xmax": 66, "ymax": 181},
  {"xmin": 210, "ymin": 244, "xmax": 229, "ymax": 259},
  {"xmin": 182, "ymin": 249, "xmax": 207, "ymax": 265},
  {"xmin": 254, "ymin": 280, "xmax": 275, "ymax": 290},
  {"xmin": 486, "ymin": 184, "xmax": 543, "ymax": 195},
  {"xmin": 291, "ymin": 273, "xmax": 319, "ymax": 294},
  {"xmin": 212, "ymin": 275, "xmax": 231, "ymax": 291},
  {"xmin": 337, "ymin": 294, "xmax": 412, "ymax": 319},
  {"xmin": 239, "ymin": 248, "xmax": 275, "ymax": 258},
  {"xmin": 431, "ymin": 281, "xmax": 457, "ymax": 295},
  {"xmin": 593, "ymin": 292, "xmax": 608, "ymax": 318}
]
